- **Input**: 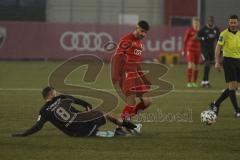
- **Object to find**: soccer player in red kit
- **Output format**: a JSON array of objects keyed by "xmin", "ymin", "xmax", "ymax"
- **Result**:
[
  {"xmin": 183, "ymin": 17, "xmax": 201, "ymax": 88},
  {"xmin": 111, "ymin": 21, "xmax": 152, "ymax": 134}
]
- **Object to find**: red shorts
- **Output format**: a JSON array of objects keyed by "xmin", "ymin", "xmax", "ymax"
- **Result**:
[
  {"xmin": 120, "ymin": 72, "xmax": 149, "ymax": 97},
  {"xmin": 187, "ymin": 51, "xmax": 200, "ymax": 64}
]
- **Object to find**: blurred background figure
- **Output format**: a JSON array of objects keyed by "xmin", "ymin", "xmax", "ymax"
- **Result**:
[
  {"xmin": 0, "ymin": 26, "xmax": 6, "ymax": 48},
  {"xmin": 198, "ymin": 16, "xmax": 220, "ymax": 88},
  {"xmin": 182, "ymin": 17, "xmax": 201, "ymax": 88}
]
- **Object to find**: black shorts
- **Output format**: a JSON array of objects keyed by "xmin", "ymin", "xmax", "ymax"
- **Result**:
[
  {"xmin": 201, "ymin": 48, "xmax": 214, "ymax": 62},
  {"xmin": 223, "ymin": 57, "xmax": 240, "ymax": 83},
  {"xmin": 71, "ymin": 111, "xmax": 107, "ymax": 137}
]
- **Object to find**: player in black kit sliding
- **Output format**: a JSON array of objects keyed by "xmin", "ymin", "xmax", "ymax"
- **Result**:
[{"xmin": 12, "ymin": 86, "xmax": 141, "ymax": 137}]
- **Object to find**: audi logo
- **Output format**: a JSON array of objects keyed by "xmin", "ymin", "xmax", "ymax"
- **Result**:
[{"xmin": 60, "ymin": 31, "xmax": 113, "ymax": 52}]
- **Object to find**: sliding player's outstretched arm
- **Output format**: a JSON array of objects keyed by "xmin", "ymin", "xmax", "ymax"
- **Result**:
[{"xmin": 12, "ymin": 113, "xmax": 47, "ymax": 137}]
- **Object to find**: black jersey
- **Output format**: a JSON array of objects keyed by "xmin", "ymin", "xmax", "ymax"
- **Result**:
[
  {"xmin": 198, "ymin": 25, "xmax": 220, "ymax": 49},
  {"xmin": 18, "ymin": 95, "xmax": 107, "ymax": 137}
]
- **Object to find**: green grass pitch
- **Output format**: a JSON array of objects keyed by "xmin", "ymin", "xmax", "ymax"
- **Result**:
[{"xmin": 0, "ymin": 61, "xmax": 240, "ymax": 160}]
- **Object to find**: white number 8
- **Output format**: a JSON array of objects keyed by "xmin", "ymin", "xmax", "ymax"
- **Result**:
[{"xmin": 56, "ymin": 107, "xmax": 71, "ymax": 121}]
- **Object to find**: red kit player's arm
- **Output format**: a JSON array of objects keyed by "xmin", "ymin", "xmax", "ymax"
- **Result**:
[
  {"xmin": 137, "ymin": 64, "xmax": 151, "ymax": 86},
  {"xmin": 183, "ymin": 28, "xmax": 190, "ymax": 52},
  {"xmin": 112, "ymin": 51, "xmax": 127, "ymax": 84}
]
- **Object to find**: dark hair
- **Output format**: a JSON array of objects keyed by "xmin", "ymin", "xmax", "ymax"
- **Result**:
[
  {"xmin": 42, "ymin": 86, "xmax": 54, "ymax": 99},
  {"xmin": 229, "ymin": 14, "xmax": 239, "ymax": 20},
  {"xmin": 138, "ymin": 20, "xmax": 150, "ymax": 31}
]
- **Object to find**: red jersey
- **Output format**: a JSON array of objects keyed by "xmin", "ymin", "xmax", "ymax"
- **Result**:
[
  {"xmin": 183, "ymin": 27, "xmax": 200, "ymax": 53},
  {"xmin": 112, "ymin": 33, "xmax": 143, "ymax": 83}
]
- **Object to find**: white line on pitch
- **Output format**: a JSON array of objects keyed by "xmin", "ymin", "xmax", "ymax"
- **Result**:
[
  {"xmin": 0, "ymin": 88, "xmax": 239, "ymax": 95},
  {"xmin": 0, "ymin": 88, "xmax": 41, "ymax": 91},
  {"xmin": 0, "ymin": 88, "xmax": 225, "ymax": 93}
]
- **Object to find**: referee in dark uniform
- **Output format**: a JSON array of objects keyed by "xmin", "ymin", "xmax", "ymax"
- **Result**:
[
  {"xmin": 12, "ymin": 86, "xmax": 140, "ymax": 137},
  {"xmin": 210, "ymin": 15, "xmax": 240, "ymax": 117},
  {"xmin": 198, "ymin": 16, "xmax": 220, "ymax": 87}
]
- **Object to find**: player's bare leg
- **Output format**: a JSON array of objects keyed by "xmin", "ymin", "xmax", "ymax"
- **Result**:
[{"xmin": 134, "ymin": 96, "xmax": 152, "ymax": 115}]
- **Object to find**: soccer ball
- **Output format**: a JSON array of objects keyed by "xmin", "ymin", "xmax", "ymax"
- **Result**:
[{"xmin": 201, "ymin": 110, "xmax": 217, "ymax": 125}]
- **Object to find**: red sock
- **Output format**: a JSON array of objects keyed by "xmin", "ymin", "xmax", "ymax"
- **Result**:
[
  {"xmin": 134, "ymin": 101, "xmax": 148, "ymax": 114},
  {"xmin": 120, "ymin": 105, "xmax": 136, "ymax": 120},
  {"xmin": 187, "ymin": 68, "xmax": 192, "ymax": 83},
  {"xmin": 193, "ymin": 70, "xmax": 198, "ymax": 82}
]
